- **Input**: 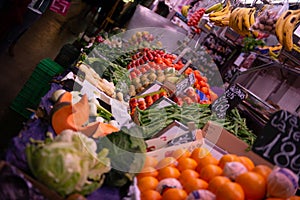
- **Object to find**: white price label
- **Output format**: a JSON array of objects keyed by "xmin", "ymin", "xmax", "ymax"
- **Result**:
[{"xmin": 294, "ymin": 25, "xmax": 300, "ymax": 38}]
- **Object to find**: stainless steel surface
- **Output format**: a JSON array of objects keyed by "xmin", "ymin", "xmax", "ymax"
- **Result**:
[
  {"xmin": 127, "ymin": 5, "xmax": 187, "ymax": 32},
  {"xmin": 126, "ymin": 5, "xmax": 189, "ymax": 52}
]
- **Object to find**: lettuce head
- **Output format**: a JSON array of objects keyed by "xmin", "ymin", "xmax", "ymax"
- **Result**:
[{"xmin": 26, "ymin": 130, "xmax": 111, "ymax": 197}]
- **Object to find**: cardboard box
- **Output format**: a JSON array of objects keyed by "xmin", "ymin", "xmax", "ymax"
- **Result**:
[{"xmin": 202, "ymin": 121, "xmax": 273, "ymax": 167}]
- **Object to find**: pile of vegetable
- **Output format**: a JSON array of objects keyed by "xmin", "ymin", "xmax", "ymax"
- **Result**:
[
  {"xmin": 50, "ymin": 91, "xmax": 119, "ymax": 138},
  {"xmin": 136, "ymin": 148, "xmax": 299, "ymax": 200},
  {"xmin": 26, "ymin": 130, "xmax": 111, "ymax": 197},
  {"xmin": 136, "ymin": 103, "xmax": 256, "ymax": 148}
]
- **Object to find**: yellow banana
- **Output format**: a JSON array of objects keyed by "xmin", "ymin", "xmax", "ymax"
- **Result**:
[
  {"xmin": 181, "ymin": 5, "xmax": 190, "ymax": 17},
  {"xmin": 249, "ymin": 8, "xmax": 256, "ymax": 27},
  {"xmin": 209, "ymin": 1, "xmax": 231, "ymax": 17},
  {"xmin": 243, "ymin": 8, "xmax": 256, "ymax": 30},
  {"xmin": 275, "ymin": 10, "xmax": 294, "ymax": 45},
  {"xmin": 205, "ymin": 3, "xmax": 223, "ymax": 14},
  {"xmin": 282, "ymin": 12, "xmax": 300, "ymax": 51},
  {"xmin": 229, "ymin": 7, "xmax": 242, "ymax": 33},
  {"xmin": 237, "ymin": 8, "xmax": 246, "ymax": 33}
]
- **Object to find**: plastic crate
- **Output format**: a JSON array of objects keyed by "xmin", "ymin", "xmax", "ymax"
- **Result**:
[{"xmin": 10, "ymin": 58, "xmax": 64, "ymax": 118}]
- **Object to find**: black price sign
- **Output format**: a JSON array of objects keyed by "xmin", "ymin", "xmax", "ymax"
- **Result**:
[
  {"xmin": 211, "ymin": 84, "xmax": 247, "ymax": 119},
  {"xmin": 175, "ymin": 73, "xmax": 195, "ymax": 96},
  {"xmin": 253, "ymin": 110, "xmax": 300, "ymax": 186}
]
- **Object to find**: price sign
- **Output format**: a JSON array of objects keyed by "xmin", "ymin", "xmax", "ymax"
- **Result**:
[
  {"xmin": 211, "ymin": 84, "xmax": 247, "ymax": 119},
  {"xmin": 252, "ymin": 110, "xmax": 300, "ymax": 187},
  {"xmin": 175, "ymin": 73, "xmax": 196, "ymax": 96}
]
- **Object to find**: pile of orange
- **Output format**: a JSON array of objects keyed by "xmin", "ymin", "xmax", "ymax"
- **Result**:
[{"xmin": 136, "ymin": 148, "xmax": 299, "ymax": 200}]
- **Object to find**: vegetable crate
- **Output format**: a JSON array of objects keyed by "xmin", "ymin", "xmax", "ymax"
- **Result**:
[{"xmin": 10, "ymin": 58, "xmax": 64, "ymax": 118}]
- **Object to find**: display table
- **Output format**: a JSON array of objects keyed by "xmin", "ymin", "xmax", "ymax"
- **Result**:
[{"xmin": 5, "ymin": 81, "xmax": 124, "ymax": 200}]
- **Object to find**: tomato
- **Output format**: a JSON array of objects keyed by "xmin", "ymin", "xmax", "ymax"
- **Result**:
[
  {"xmin": 152, "ymin": 94, "xmax": 160, "ymax": 101},
  {"xmin": 130, "ymin": 72, "xmax": 137, "ymax": 79},
  {"xmin": 159, "ymin": 91, "xmax": 168, "ymax": 98}
]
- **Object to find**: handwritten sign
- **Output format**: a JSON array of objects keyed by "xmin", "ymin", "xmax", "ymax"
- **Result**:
[
  {"xmin": 175, "ymin": 73, "xmax": 196, "ymax": 96},
  {"xmin": 252, "ymin": 110, "xmax": 300, "ymax": 186},
  {"xmin": 211, "ymin": 84, "xmax": 247, "ymax": 119}
]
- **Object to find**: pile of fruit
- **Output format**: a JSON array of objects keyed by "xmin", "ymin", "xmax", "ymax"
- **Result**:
[
  {"xmin": 206, "ymin": 1, "xmax": 300, "ymax": 52},
  {"xmin": 126, "ymin": 47, "xmax": 213, "ymax": 102},
  {"xmin": 187, "ymin": 8, "xmax": 206, "ymax": 34},
  {"xmin": 275, "ymin": 9, "xmax": 300, "ymax": 51},
  {"xmin": 208, "ymin": 2, "xmax": 259, "ymax": 37},
  {"xmin": 136, "ymin": 148, "xmax": 300, "ymax": 200}
]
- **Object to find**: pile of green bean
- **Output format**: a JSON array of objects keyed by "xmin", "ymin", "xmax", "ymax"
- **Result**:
[
  {"xmin": 137, "ymin": 103, "xmax": 211, "ymax": 139},
  {"xmin": 137, "ymin": 104, "xmax": 256, "ymax": 148}
]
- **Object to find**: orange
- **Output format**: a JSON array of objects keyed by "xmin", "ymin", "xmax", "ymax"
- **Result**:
[
  {"xmin": 195, "ymin": 155, "xmax": 219, "ymax": 170},
  {"xmin": 137, "ymin": 166, "xmax": 158, "ymax": 179},
  {"xmin": 199, "ymin": 164, "xmax": 223, "ymax": 182},
  {"xmin": 216, "ymin": 182, "xmax": 245, "ymax": 200},
  {"xmin": 218, "ymin": 154, "xmax": 241, "ymax": 169},
  {"xmin": 182, "ymin": 178, "xmax": 208, "ymax": 194},
  {"xmin": 252, "ymin": 165, "xmax": 272, "ymax": 181},
  {"xmin": 156, "ymin": 157, "xmax": 178, "ymax": 169},
  {"xmin": 191, "ymin": 147, "xmax": 212, "ymax": 162},
  {"xmin": 178, "ymin": 169, "xmax": 199, "ymax": 184},
  {"xmin": 236, "ymin": 171, "xmax": 267, "ymax": 200},
  {"xmin": 290, "ymin": 196, "xmax": 300, "ymax": 200},
  {"xmin": 143, "ymin": 156, "xmax": 159, "ymax": 168},
  {"xmin": 171, "ymin": 148, "xmax": 191, "ymax": 160},
  {"xmin": 138, "ymin": 176, "xmax": 159, "ymax": 192},
  {"xmin": 162, "ymin": 188, "xmax": 187, "ymax": 200},
  {"xmin": 208, "ymin": 176, "xmax": 231, "ymax": 194},
  {"xmin": 177, "ymin": 157, "xmax": 198, "ymax": 172},
  {"xmin": 157, "ymin": 166, "xmax": 180, "ymax": 181},
  {"xmin": 140, "ymin": 189, "xmax": 162, "ymax": 200},
  {"xmin": 238, "ymin": 156, "xmax": 255, "ymax": 171}
]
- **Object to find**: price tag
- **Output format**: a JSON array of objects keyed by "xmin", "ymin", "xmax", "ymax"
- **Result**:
[
  {"xmin": 252, "ymin": 110, "xmax": 300, "ymax": 187},
  {"xmin": 294, "ymin": 25, "xmax": 300, "ymax": 38},
  {"xmin": 175, "ymin": 73, "xmax": 195, "ymax": 96},
  {"xmin": 211, "ymin": 84, "xmax": 247, "ymax": 119},
  {"xmin": 234, "ymin": 53, "xmax": 245, "ymax": 66}
]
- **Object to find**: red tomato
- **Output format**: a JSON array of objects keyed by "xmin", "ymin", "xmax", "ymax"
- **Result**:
[
  {"xmin": 159, "ymin": 91, "xmax": 168, "ymax": 97},
  {"xmin": 152, "ymin": 94, "xmax": 160, "ymax": 101}
]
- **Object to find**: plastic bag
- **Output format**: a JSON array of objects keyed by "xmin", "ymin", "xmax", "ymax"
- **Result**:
[{"xmin": 251, "ymin": 0, "xmax": 289, "ymax": 34}]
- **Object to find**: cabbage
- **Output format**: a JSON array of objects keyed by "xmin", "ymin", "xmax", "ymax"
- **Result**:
[{"xmin": 26, "ymin": 130, "xmax": 111, "ymax": 197}]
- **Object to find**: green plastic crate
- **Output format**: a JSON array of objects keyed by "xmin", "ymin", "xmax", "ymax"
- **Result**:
[{"xmin": 10, "ymin": 58, "xmax": 65, "ymax": 118}]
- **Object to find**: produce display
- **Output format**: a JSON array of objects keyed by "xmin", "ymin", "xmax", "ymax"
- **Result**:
[
  {"xmin": 228, "ymin": 7, "xmax": 258, "ymax": 37},
  {"xmin": 251, "ymin": 7, "xmax": 278, "ymax": 34},
  {"xmin": 136, "ymin": 149, "xmax": 299, "ymax": 200},
  {"xmin": 3, "ymin": 23, "xmax": 300, "ymax": 200},
  {"xmin": 136, "ymin": 103, "xmax": 256, "ymax": 147},
  {"xmin": 206, "ymin": 1, "xmax": 300, "ymax": 53}
]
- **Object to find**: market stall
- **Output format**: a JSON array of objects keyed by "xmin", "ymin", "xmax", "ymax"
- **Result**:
[{"xmin": 2, "ymin": 0, "xmax": 300, "ymax": 199}]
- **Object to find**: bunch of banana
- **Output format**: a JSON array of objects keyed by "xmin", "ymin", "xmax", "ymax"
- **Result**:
[
  {"xmin": 275, "ymin": 9, "xmax": 300, "ymax": 51},
  {"xmin": 208, "ymin": 1, "xmax": 232, "ymax": 27},
  {"xmin": 228, "ymin": 7, "xmax": 257, "ymax": 37},
  {"xmin": 205, "ymin": 2, "xmax": 223, "ymax": 14},
  {"xmin": 181, "ymin": 5, "xmax": 191, "ymax": 17}
]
